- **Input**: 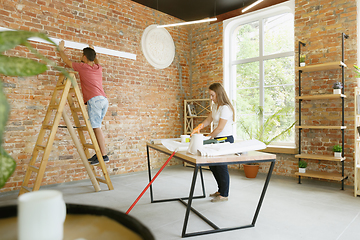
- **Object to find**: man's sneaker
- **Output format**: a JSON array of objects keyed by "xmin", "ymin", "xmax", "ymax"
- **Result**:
[
  {"xmin": 90, "ymin": 159, "xmax": 99, "ymax": 165},
  {"xmin": 103, "ymin": 155, "xmax": 109, "ymax": 162},
  {"xmin": 90, "ymin": 155, "xmax": 109, "ymax": 165},
  {"xmin": 88, "ymin": 154, "xmax": 97, "ymax": 162}
]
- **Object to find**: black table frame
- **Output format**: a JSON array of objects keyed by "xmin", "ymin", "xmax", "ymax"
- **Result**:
[{"xmin": 146, "ymin": 144, "xmax": 276, "ymax": 238}]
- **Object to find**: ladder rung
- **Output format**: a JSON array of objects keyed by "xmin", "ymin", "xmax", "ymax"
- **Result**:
[
  {"xmin": 29, "ymin": 165, "xmax": 39, "ymax": 173},
  {"xmin": 55, "ymin": 85, "xmax": 66, "ymax": 90},
  {"xmin": 76, "ymin": 126, "xmax": 88, "ymax": 131},
  {"xmin": 48, "ymin": 104, "xmax": 59, "ymax": 109},
  {"xmin": 84, "ymin": 144, "xmax": 95, "ymax": 149},
  {"xmin": 43, "ymin": 125, "xmax": 53, "ymax": 130},
  {"xmin": 21, "ymin": 186, "xmax": 32, "ymax": 193},
  {"xmin": 36, "ymin": 145, "xmax": 46, "ymax": 151},
  {"xmin": 71, "ymin": 107, "xmax": 82, "ymax": 112},
  {"xmin": 96, "ymin": 177, "xmax": 107, "ymax": 184}
]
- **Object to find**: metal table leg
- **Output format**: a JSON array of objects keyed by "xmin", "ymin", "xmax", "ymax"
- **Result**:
[{"xmin": 182, "ymin": 160, "xmax": 276, "ymax": 238}]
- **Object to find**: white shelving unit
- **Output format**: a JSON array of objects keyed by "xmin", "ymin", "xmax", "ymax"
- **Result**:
[{"xmin": 354, "ymin": 87, "xmax": 360, "ymax": 197}]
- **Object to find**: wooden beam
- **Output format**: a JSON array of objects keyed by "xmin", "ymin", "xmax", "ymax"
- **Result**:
[{"xmin": 213, "ymin": 0, "xmax": 289, "ymax": 24}]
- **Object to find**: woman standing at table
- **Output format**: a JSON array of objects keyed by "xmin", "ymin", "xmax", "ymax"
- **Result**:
[{"xmin": 191, "ymin": 82, "xmax": 234, "ymax": 202}]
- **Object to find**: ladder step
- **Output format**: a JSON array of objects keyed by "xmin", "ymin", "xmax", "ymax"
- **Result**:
[
  {"xmin": 84, "ymin": 143, "xmax": 95, "ymax": 149},
  {"xmin": 55, "ymin": 85, "xmax": 67, "ymax": 91},
  {"xmin": 76, "ymin": 126, "xmax": 88, "ymax": 131},
  {"xmin": 43, "ymin": 125, "xmax": 52, "ymax": 130},
  {"xmin": 36, "ymin": 145, "xmax": 46, "ymax": 151},
  {"xmin": 48, "ymin": 104, "xmax": 59, "ymax": 109},
  {"xmin": 29, "ymin": 165, "xmax": 39, "ymax": 173},
  {"xmin": 21, "ymin": 186, "xmax": 32, "ymax": 193},
  {"xmin": 96, "ymin": 177, "xmax": 107, "ymax": 184},
  {"xmin": 71, "ymin": 107, "xmax": 82, "ymax": 112}
]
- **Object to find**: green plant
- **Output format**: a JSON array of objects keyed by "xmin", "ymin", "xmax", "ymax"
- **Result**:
[
  {"xmin": 0, "ymin": 30, "xmax": 69, "ymax": 188},
  {"xmin": 333, "ymin": 82, "xmax": 343, "ymax": 89},
  {"xmin": 298, "ymin": 160, "xmax": 307, "ymax": 168},
  {"xmin": 238, "ymin": 106, "xmax": 297, "ymax": 145},
  {"xmin": 332, "ymin": 144, "xmax": 342, "ymax": 152},
  {"xmin": 299, "ymin": 54, "xmax": 306, "ymax": 63},
  {"xmin": 354, "ymin": 65, "xmax": 360, "ymax": 78}
]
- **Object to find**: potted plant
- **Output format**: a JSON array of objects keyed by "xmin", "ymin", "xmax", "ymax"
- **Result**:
[
  {"xmin": 333, "ymin": 82, "xmax": 343, "ymax": 94},
  {"xmin": 299, "ymin": 54, "xmax": 306, "ymax": 67},
  {"xmin": 243, "ymin": 163, "xmax": 260, "ymax": 178},
  {"xmin": 0, "ymin": 30, "xmax": 69, "ymax": 189},
  {"xmin": 298, "ymin": 160, "xmax": 307, "ymax": 173},
  {"xmin": 332, "ymin": 144, "xmax": 342, "ymax": 158},
  {"xmin": 239, "ymin": 106, "xmax": 297, "ymax": 178}
]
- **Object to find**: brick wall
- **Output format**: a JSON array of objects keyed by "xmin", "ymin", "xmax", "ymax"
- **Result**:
[
  {"xmin": 189, "ymin": 0, "xmax": 358, "ymax": 185},
  {"xmin": 1, "ymin": 0, "xmax": 358, "ymax": 193},
  {"xmin": 294, "ymin": 0, "xmax": 357, "ymax": 185},
  {"xmin": 0, "ymin": 0, "xmax": 190, "ymax": 192}
]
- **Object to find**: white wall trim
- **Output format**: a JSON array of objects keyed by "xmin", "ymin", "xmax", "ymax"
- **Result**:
[{"xmin": 0, "ymin": 26, "xmax": 136, "ymax": 60}]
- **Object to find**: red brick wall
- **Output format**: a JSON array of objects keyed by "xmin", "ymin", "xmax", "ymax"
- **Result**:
[
  {"xmin": 189, "ymin": 0, "xmax": 358, "ymax": 185},
  {"xmin": 189, "ymin": 22, "xmax": 223, "ymax": 98},
  {"xmin": 1, "ymin": 0, "xmax": 358, "ymax": 193},
  {"xmin": 0, "ymin": 0, "xmax": 190, "ymax": 192},
  {"xmin": 294, "ymin": 0, "xmax": 357, "ymax": 185}
]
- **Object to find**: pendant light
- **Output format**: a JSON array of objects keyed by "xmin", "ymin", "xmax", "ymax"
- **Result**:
[{"xmin": 242, "ymin": 0, "xmax": 264, "ymax": 13}]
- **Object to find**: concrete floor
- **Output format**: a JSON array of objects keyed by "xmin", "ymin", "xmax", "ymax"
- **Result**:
[{"xmin": 1, "ymin": 165, "xmax": 360, "ymax": 240}]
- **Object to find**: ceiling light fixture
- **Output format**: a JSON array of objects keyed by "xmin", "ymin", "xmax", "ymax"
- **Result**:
[
  {"xmin": 242, "ymin": 0, "xmax": 264, "ymax": 13},
  {"xmin": 157, "ymin": 18, "xmax": 217, "ymax": 28}
]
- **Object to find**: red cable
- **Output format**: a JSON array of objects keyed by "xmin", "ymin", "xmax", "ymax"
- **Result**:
[{"xmin": 126, "ymin": 150, "xmax": 177, "ymax": 215}]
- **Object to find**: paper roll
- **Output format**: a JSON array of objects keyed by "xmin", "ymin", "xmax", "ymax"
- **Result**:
[{"xmin": 187, "ymin": 134, "xmax": 203, "ymax": 155}]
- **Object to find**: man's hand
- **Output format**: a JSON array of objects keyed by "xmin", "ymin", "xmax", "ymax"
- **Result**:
[
  {"xmin": 59, "ymin": 40, "xmax": 65, "ymax": 51},
  {"xmin": 58, "ymin": 40, "xmax": 72, "ymax": 68}
]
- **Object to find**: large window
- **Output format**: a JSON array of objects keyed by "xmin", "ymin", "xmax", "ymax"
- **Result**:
[{"xmin": 224, "ymin": 1, "xmax": 295, "ymax": 145}]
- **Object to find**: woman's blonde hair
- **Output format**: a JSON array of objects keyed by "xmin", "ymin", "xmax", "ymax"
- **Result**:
[{"xmin": 209, "ymin": 83, "xmax": 235, "ymax": 121}]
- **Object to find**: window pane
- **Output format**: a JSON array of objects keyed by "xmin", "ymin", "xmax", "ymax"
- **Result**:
[
  {"xmin": 264, "ymin": 57, "xmax": 294, "ymax": 86},
  {"xmin": 263, "ymin": 113, "xmax": 295, "ymax": 143},
  {"xmin": 235, "ymin": 62, "xmax": 259, "ymax": 140},
  {"xmin": 264, "ymin": 13, "xmax": 294, "ymax": 55},
  {"xmin": 236, "ymin": 62, "xmax": 260, "ymax": 114},
  {"xmin": 263, "ymin": 56, "xmax": 295, "ymax": 143},
  {"xmin": 234, "ymin": 21, "xmax": 259, "ymax": 60}
]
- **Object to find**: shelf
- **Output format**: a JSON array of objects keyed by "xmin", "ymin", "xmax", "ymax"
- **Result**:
[
  {"xmin": 296, "ymin": 94, "xmax": 346, "ymax": 100},
  {"xmin": 295, "ymin": 170, "xmax": 345, "ymax": 181},
  {"xmin": 295, "ymin": 61, "xmax": 346, "ymax": 72},
  {"xmin": 186, "ymin": 116, "xmax": 208, "ymax": 118},
  {"xmin": 296, "ymin": 126, "xmax": 346, "ymax": 129},
  {"xmin": 295, "ymin": 154, "xmax": 345, "ymax": 162}
]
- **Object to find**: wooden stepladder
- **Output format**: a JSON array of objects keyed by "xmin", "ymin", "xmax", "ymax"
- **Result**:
[{"xmin": 19, "ymin": 73, "xmax": 113, "ymax": 195}]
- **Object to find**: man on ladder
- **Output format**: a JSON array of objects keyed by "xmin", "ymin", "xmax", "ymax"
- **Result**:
[{"xmin": 58, "ymin": 40, "xmax": 109, "ymax": 165}]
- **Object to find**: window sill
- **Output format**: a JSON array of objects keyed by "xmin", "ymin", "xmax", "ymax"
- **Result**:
[{"xmin": 259, "ymin": 145, "xmax": 297, "ymax": 154}]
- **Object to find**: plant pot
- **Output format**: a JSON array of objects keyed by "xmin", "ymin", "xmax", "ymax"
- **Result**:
[
  {"xmin": 243, "ymin": 164, "xmax": 259, "ymax": 178},
  {"xmin": 300, "ymin": 62, "xmax": 305, "ymax": 67},
  {"xmin": 299, "ymin": 168, "xmax": 306, "ymax": 173},
  {"xmin": 334, "ymin": 152, "xmax": 342, "ymax": 158},
  {"xmin": 333, "ymin": 89, "xmax": 341, "ymax": 94}
]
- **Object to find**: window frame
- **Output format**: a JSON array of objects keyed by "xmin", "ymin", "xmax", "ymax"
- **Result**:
[{"xmin": 223, "ymin": 0, "xmax": 295, "ymax": 146}]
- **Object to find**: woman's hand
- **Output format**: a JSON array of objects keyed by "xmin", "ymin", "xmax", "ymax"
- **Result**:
[{"xmin": 191, "ymin": 123, "xmax": 204, "ymax": 136}]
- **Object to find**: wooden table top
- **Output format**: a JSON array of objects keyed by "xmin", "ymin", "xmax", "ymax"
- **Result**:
[{"xmin": 147, "ymin": 143, "xmax": 276, "ymax": 166}]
